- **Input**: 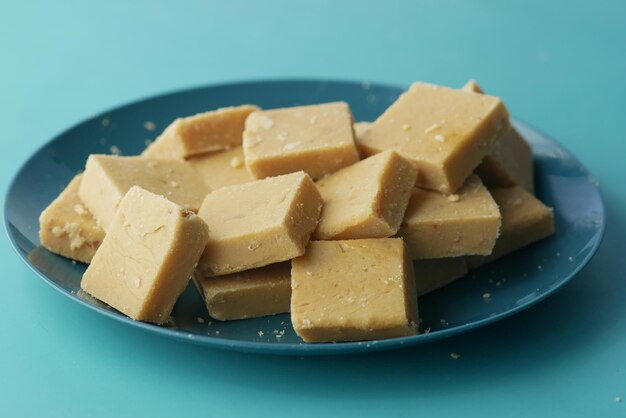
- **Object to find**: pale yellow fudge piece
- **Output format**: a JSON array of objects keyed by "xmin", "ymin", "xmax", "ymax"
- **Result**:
[
  {"xmin": 196, "ymin": 171, "xmax": 322, "ymax": 276},
  {"xmin": 467, "ymin": 186, "xmax": 554, "ymax": 269},
  {"xmin": 414, "ymin": 258, "xmax": 468, "ymax": 296},
  {"xmin": 314, "ymin": 150, "xmax": 417, "ymax": 240},
  {"xmin": 79, "ymin": 155, "xmax": 210, "ymax": 231},
  {"xmin": 291, "ymin": 238, "xmax": 419, "ymax": 343},
  {"xmin": 398, "ymin": 175, "xmax": 501, "ymax": 259},
  {"xmin": 188, "ymin": 146, "xmax": 253, "ymax": 190},
  {"xmin": 353, "ymin": 121, "xmax": 372, "ymax": 140},
  {"xmin": 462, "ymin": 80, "xmax": 534, "ymax": 192},
  {"xmin": 142, "ymin": 105, "xmax": 259, "ymax": 159},
  {"xmin": 193, "ymin": 262, "xmax": 291, "ymax": 321},
  {"xmin": 357, "ymin": 82, "xmax": 510, "ymax": 193},
  {"xmin": 243, "ymin": 102, "xmax": 360, "ymax": 180},
  {"xmin": 81, "ymin": 187, "xmax": 209, "ymax": 324},
  {"xmin": 39, "ymin": 175, "xmax": 105, "ymax": 264}
]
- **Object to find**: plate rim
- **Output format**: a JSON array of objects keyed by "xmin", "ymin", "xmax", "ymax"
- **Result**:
[{"xmin": 3, "ymin": 79, "xmax": 607, "ymax": 355}]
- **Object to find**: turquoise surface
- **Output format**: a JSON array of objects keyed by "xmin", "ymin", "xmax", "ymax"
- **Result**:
[{"xmin": 1, "ymin": 0, "xmax": 624, "ymax": 416}]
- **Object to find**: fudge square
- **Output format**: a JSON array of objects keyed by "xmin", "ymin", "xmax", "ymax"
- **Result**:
[
  {"xmin": 79, "ymin": 155, "xmax": 210, "ymax": 231},
  {"xmin": 243, "ymin": 102, "xmax": 360, "ymax": 180},
  {"xmin": 196, "ymin": 171, "xmax": 322, "ymax": 276},
  {"xmin": 291, "ymin": 238, "xmax": 419, "ymax": 343},
  {"xmin": 314, "ymin": 150, "xmax": 417, "ymax": 240},
  {"xmin": 467, "ymin": 186, "xmax": 554, "ymax": 269},
  {"xmin": 143, "ymin": 105, "xmax": 259, "ymax": 159},
  {"xmin": 398, "ymin": 175, "xmax": 501, "ymax": 259},
  {"xmin": 193, "ymin": 262, "xmax": 291, "ymax": 321},
  {"xmin": 357, "ymin": 82, "xmax": 509, "ymax": 193},
  {"xmin": 188, "ymin": 146, "xmax": 253, "ymax": 190},
  {"xmin": 462, "ymin": 80, "xmax": 534, "ymax": 192},
  {"xmin": 39, "ymin": 175, "xmax": 105, "ymax": 264},
  {"xmin": 81, "ymin": 187, "xmax": 209, "ymax": 324}
]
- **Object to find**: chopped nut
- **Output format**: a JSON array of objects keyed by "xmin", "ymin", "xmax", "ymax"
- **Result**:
[
  {"xmin": 434, "ymin": 134, "xmax": 445, "ymax": 142},
  {"xmin": 482, "ymin": 292, "xmax": 491, "ymax": 300},
  {"xmin": 450, "ymin": 352, "xmax": 461, "ymax": 359},
  {"xmin": 447, "ymin": 194, "xmax": 460, "ymax": 202},
  {"xmin": 229, "ymin": 156, "xmax": 243, "ymax": 168},
  {"xmin": 401, "ymin": 124, "xmax": 411, "ymax": 131},
  {"xmin": 144, "ymin": 121, "xmax": 156, "ymax": 131},
  {"xmin": 424, "ymin": 123, "xmax": 440, "ymax": 133}
]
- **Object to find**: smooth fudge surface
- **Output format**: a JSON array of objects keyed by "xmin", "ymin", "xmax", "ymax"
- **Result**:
[
  {"xmin": 188, "ymin": 146, "xmax": 253, "ymax": 190},
  {"xmin": 413, "ymin": 258, "xmax": 468, "ymax": 296},
  {"xmin": 81, "ymin": 187, "xmax": 209, "ymax": 324},
  {"xmin": 399, "ymin": 175, "xmax": 501, "ymax": 259},
  {"xmin": 462, "ymin": 80, "xmax": 533, "ymax": 192},
  {"xmin": 194, "ymin": 262, "xmax": 291, "ymax": 321},
  {"xmin": 243, "ymin": 102, "xmax": 360, "ymax": 180},
  {"xmin": 39, "ymin": 175, "xmax": 105, "ymax": 263},
  {"xmin": 196, "ymin": 171, "xmax": 322, "ymax": 276},
  {"xmin": 291, "ymin": 239, "xmax": 419, "ymax": 343},
  {"xmin": 143, "ymin": 105, "xmax": 259, "ymax": 159},
  {"xmin": 314, "ymin": 150, "xmax": 417, "ymax": 240},
  {"xmin": 353, "ymin": 121, "xmax": 372, "ymax": 146},
  {"xmin": 79, "ymin": 155, "xmax": 210, "ymax": 231},
  {"xmin": 357, "ymin": 82, "xmax": 509, "ymax": 193},
  {"xmin": 467, "ymin": 186, "xmax": 554, "ymax": 268}
]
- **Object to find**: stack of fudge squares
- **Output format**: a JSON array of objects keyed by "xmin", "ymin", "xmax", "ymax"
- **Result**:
[{"xmin": 39, "ymin": 81, "xmax": 554, "ymax": 343}]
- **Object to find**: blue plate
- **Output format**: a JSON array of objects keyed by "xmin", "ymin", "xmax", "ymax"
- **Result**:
[{"xmin": 4, "ymin": 80, "xmax": 605, "ymax": 355}]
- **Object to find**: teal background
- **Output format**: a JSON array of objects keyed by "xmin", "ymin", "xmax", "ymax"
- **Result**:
[{"xmin": 1, "ymin": 1, "xmax": 624, "ymax": 416}]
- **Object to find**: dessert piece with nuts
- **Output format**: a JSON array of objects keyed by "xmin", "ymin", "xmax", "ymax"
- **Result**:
[
  {"xmin": 462, "ymin": 80, "xmax": 534, "ymax": 192},
  {"xmin": 467, "ymin": 186, "xmax": 554, "ymax": 269},
  {"xmin": 143, "ymin": 105, "xmax": 259, "ymax": 159},
  {"xmin": 243, "ymin": 102, "xmax": 360, "ymax": 180},
  {"xmin": 291, "ymin": 238, "xmax": 419, "ymax": 343},
  {"xmin": 39, "ymin": 175, "xmax": 105, "ymax": 263},
  {"xmin": 357, "ymin": 82, "xmax": 509, "ymax": 193},
  {"xmin": 81, "ymin": 186, "xmax": 209, "ymax": 324},
  {"xmin": 193, "ymin": 262, "xmax": 291, "ymax": 321},
  {"xmin": 79, "ymin": 155, "xmax": 210, "ymax": 231},
  {"xmin": 196, "ymin": 171, "xmax": 322, "ymax": 276},
  {"xmin": 314, "ymin": 150, "xmax": 417, "ymax": 240},
  {"xmin": 398, "ymin": 175, "xmax": 501, "ymax": 259},
  {"xmin": 188, "ymin": 146, "xmax": 253, "ymax": 190}
]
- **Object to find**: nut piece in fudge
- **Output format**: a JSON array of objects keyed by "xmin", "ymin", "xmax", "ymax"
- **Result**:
[
  {"xmin": 143, "ymin": 105, "xmax": 259, "ymax": 159},
  {"xmin": 462, "ymin": 80, "xmax": 534, "ymax": 192},
  {"xmin": 314, "ymin": 150, "xmax": 417, "ymax": 240},
  {"xmin": 413, "ymin": 258, "xmax": 468, "ymax": 296},
  {"xmin": 398, "ymin": 175, "xmax": 501, "ymax": 259},
  {"xmin": 243, "ymin": 102, "xmax": 360, "ymax": 180},
  {"xmin": 39, "ymin": 175, "xmax": 105, "ymax": 264},
  {"xmin": 81, "ymin": 186, "xmax": 209, "ymax": 324},
  {"xmin": 357, "ymin": 82, "xmax": 509, "ymax": 193},
  {"xmin": 188, "ymin": 146, "xmax": 253, "ymax": 190},
  {"xmin": 196, "ymin": 171, "xmax": 322, "ymax": 276},
  {"xmin": 193, "ymin": 262, "xmax": 291, "ymax": 321},
  {"xmin": 467, "ymin": 186, "xmax": 554, "ymax": 269},
  {"xmin": 78, "ymin": 155, "xmax": 210, "ymax": 231},
  {"xmin": 291, "ymin": 238, "xmax": 419, "ymax": 343}
]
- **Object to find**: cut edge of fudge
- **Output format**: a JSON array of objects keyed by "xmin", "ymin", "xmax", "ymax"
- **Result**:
[
  {"xmin": 38, "ymin": 175, "xmax": 105, "ymax": 264},
  {"xmin": 193, "ymin": 262, "xmax": 291, "ymax": 321}
]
